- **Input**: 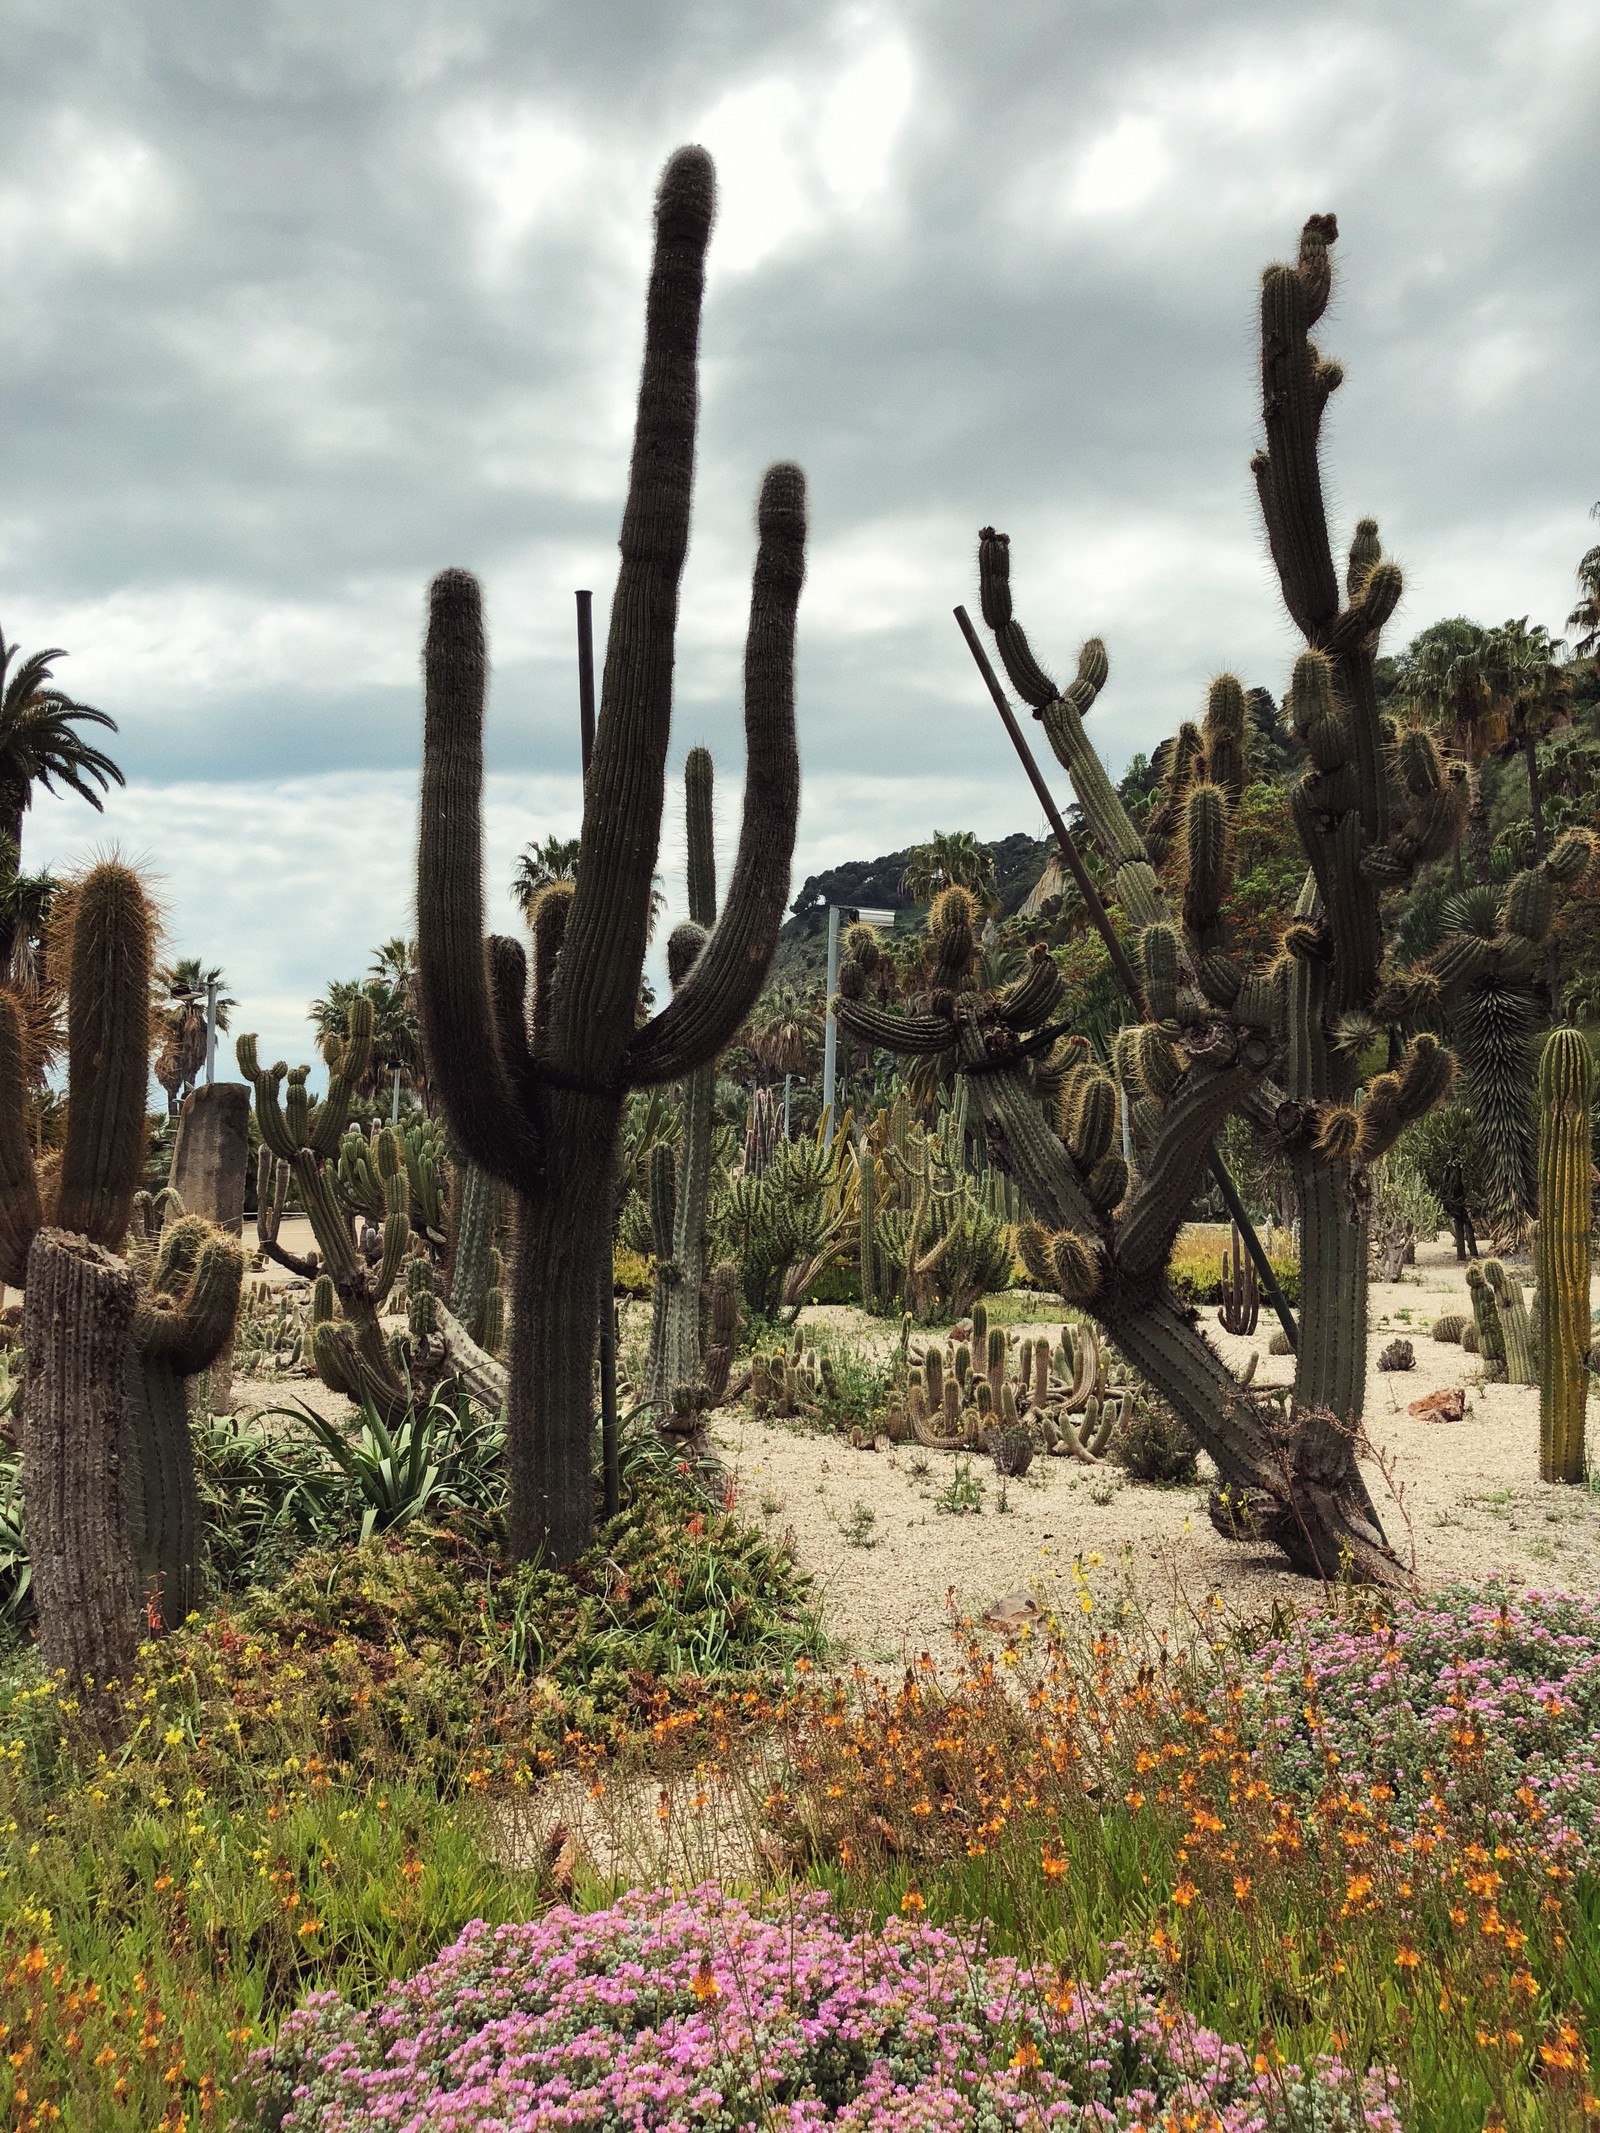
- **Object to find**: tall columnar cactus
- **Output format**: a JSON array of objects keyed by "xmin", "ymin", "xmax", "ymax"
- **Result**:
[
  {"xmin": 0, "ymin": 865, "xmax": 240, "ymax": 1698},
  {"xmin": 647, "ymin": 746, "xmax": 722, "ymax": 1415},
  {"xmin": 839, "ymin": 216, "xmax": 1481, "ymax": 1580},
  {"xmin": 1537, "ymin": 1027, "xmax": 1593, "ymax": 1483},
  {"xmin": 238, "ymin": 997, "xmax": 421, "ymax": 1420},
  {"xmin": 416, "ymin": 147, "xmax": 806, "ymax": 1564}
]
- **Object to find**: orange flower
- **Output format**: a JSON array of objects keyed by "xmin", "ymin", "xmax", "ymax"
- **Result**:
[
  {"xmin": 691, "ymin": 1958, "xmax": 721, "ymax": 2004},
  {"xmin": 1172, "ymin": 1882, "xmax": 1196, "ymax": 1909},
  {"xmin": 900, "ymin": 1888, "xmax": 926, "ymax": 1915},
  {"xmin": 1394, "ymin": 1944, "xmax": 1420, "ymax": 1971}
]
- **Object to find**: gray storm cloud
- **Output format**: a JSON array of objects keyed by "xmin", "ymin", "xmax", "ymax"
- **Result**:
[{"xmin": 3, "ymin": 0, "xmax": 1596, "ymax": 1067}]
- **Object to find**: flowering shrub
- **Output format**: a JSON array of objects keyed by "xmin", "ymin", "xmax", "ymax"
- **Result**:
[
  {"xmin": 1246, "ymin": 1587, "xmax": 1600, "ymax": 1854},
  {"xmin": 249, "ymin": 1886, "xmax": 1398, "ymax": 2131}
]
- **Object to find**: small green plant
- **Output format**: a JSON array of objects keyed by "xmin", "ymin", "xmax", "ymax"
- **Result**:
[
  {"xmin": 933, "ymin": 1456, "xmax": 985, "ymax": 1516},
  {"xmin": 838, "ymin": 1501, "xmax": 879, "ymax": 1549},
  {"xmin": 1109, "ymin": 1394, "xmax": 1200, "ymax": 1486}
]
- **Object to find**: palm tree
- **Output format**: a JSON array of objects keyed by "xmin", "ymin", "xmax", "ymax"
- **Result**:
[
  {"xmin": 899, "ymin": 829, "xmax": 997, "ymax": 909},
  {"xmin": 153, "ymin": 958, "xmax": 235, "ymax": 1115},
  {"xmin": 1476, "ymin": 617, "xmax": 1572, "ymax": 860},
  {"xmin": 311, "ymin": 941, "xmax": 425, "ymax": 1108},
  {"xmin": 511, "ymin": 836, "xmax": 581, "ymax": 914},
  {"xmin": 0, "ymin": 629, "xmax": 123, "ymax": 967},
  {"xmin": 511, "ymin": 836, "xmax": 667, "ymax": 938},
  {"xmin": 748, "ymin": 982, "xmax": 823, "ymax": 1078},
  {"xmin": 1569, "ymin": 505, "xmax": 1600, "ymax": 660},
  {"xmin": 1392, "ymin": 618, "xmax": 1507, "ymax": 884}
]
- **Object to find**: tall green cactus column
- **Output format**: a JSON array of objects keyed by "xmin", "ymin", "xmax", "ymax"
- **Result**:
[
  {"xmin": 657, "ymin": 746, "xmax": 720, "ymax": 1410},
  {"xmin": 0, "ymin": 870, "xmax": 151, "ymax": 1699},
  {"xmin": 417, "ymin": 148, "xmax": 806, "ymax": 1565},
  {"xmin": 1538, "ymin": 1027, "xmax": 1594, "ymax": 1483},
  {"xmin": 126, "ymin": 1217, "xmax": 244, "ymax": 1629}
]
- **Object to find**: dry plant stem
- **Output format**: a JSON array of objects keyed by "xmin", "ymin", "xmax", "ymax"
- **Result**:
[{"xmin": 20, "ymin": 1230, "xmax": 142, "ymax": 1702}]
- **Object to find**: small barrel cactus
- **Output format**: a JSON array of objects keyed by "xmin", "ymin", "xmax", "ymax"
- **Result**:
[
  {"xmin": 1377, "ymin": 1337, "xmax": 1415, "ymax": 1372},
  {"xmin": 1431, "ymin": 1313, "xmax": 1466, "ymax": 1343},
  {"xmin": 992, "ymin": 1427, "xmax": 1034, "ymax": 1478}
]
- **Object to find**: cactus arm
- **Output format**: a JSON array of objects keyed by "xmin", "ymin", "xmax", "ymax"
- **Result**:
[
  {"xmin": 56, "ymin": 863, "xmax": 152, "ymax": 1248},
  {"xmin": 309, "ymin": 994, "xmax": 374, "ymax": 1156},
  {"xmin": 833, "ymin": 999, "xmax": 956, "ymax": 1055},
  {"xmin": 1255, "ymin": 217, "xmax": 1340, "ymax": 640},
  {"xmin": 0, "ymin": 994, "xmax": 41, "ymax": 1286},
  {"xmin": 550, "ymin": 148, "xmax": 715, "ymax": 1085},
  {"xmin": 434, "ymin": 1297, "xmax": 509, "ymax": 1412},
  {"xmin": 684, "ymin": 744, "xmax": 717, "ymax": 928},
  {"xmin": 486, "ymin": 934, "xmax": 533, "ymax": 1087},
  {"xmin": 624, "ymin": 463, "xmax": 807, "ymax": 1087},
  {"xmin": 1116, "ymin": 1047, "xmax": 1274, "ymax": 1279},
  {"xmin": 418, "ymin": 567, "xmax": 544, "ymax": 1191},
  {"xmin": 237, "ymin": 1037, "xmax": 296, "ymax": 1163}
]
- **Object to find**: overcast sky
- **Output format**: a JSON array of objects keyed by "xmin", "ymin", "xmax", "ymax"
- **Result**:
[{"xmin": 5, "ymin": 0, "xmax": 1596, "ymax": 1071}]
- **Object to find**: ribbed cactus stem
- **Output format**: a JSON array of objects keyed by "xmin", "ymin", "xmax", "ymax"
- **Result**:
[
  {"xmin": 660, "ymin": 747, "xmax": 721, "ymax": 1410},
  {"xmin": 1538, "ymin": 1029, "xmax": 1592, "ymax": 1483},
  {"xmin": 858, "ymin": 1141, "xmax": 879, "ymax": 1312},
  {"xmin": 56, "ymin": 864, "xmax": 153, "ymax": 1248},
  {"xmin": 1483, "ymin": 1260, "xmax": 1534, "ymax": 1386}
]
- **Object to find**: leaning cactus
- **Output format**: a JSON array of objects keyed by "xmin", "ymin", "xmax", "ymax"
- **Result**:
[
  {"xmin": 416, "ymin": 148, "xmax": 806, "ymax": 1563},
  {"xmin": 841, "ymin": 216, "xmax": 1476, "ymax": 1580},
  {"xmin": 1537, "ymin": 1027, "xmax": 1593, "ymax": 1483}
]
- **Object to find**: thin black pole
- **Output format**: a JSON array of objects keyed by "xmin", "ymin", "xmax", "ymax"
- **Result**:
[
  {"xmin": 576, "ymin": 590, "xmax": 596, "ymax": 773},
  {"xmin": 954, "ymin": 604, "xmax": 1299, "ymax": 1353},
  {"xmin": 577, "ymin": 589, "xmax": 621, "ymax": 1514}
]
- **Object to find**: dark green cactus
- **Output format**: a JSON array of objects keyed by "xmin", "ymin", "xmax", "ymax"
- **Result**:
[
  {"xmin": 1482, "ymin": 1259, "xmax": 1534, "ymax": 1385},
  {"xmin": 416, "ymin": 147, "xmax": 806, "ymax": 1563},
  {"xmin": 0, "ymin": 864, "xmax": 204, "ymax": 1698},
  {"xmin": 238, "ymin": 996, "xmax": 421, "ymax": 1421},
  {"xmin": 648, "ymin": 746, "xmax": 723, "ymax": 1417},
  {"xmin": 126, "ymin": 1215, "xmax": 244, "ymax": 1629},
  {"xmin": 841, "ymin": 216, "xmax": 1481, "ymax": 1582},
  {"xmin": 1538, "ymin": 1027, "xmax": 1593, "ymax": 1482}
]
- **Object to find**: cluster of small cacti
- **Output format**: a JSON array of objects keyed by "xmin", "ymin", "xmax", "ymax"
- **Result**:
[
  {"xmin": 1461, "ymin": 1259, "xmax": 1535, "ymax": 1384},
  {"xmin": 1376, "ymin": 1338, "xmax": 1415, "ymax": 1373},
  {"xmin": 721, "ymin": 1128, "xmax": 856, "ymax": 1322},
  {"xmin": 1216, "ymin": 1223, "xmax": 1260, "ymax": 1336},
  {"xmin": 750, "ymin": 1331, "xmax": 839, "ymax": 1419},
  {"xmin": 858, "ymin": 1091, "xmax": 1015, "ymax": 1321},
  {"xmin": 883, "ymin": 1303, "xmax": 1125, "ymax": 1465}
]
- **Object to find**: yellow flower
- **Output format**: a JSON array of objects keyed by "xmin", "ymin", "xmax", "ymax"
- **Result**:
[{"xmin": 900, "ymin": 1888, "xmax": 926, "ymax": 1915}]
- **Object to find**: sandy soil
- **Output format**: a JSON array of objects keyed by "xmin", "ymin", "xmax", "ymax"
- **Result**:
[{"xmin": 714, "ymin": 1235, "xmax": 1600, "ymax": 1667}]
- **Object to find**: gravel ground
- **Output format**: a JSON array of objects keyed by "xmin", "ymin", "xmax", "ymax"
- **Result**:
[{"xmin": 714, "ymin": 1235, "xmax": 1597, "ymax": 1665}]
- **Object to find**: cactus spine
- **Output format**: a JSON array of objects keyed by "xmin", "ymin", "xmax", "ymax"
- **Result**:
[
  {"xmin": 1537, "ymin": 1028, "xmax": 1593, "ymax": 1483},
  {"xmin": 416, "ymin": 148, "xmax": 806, "ymax": 1563}
]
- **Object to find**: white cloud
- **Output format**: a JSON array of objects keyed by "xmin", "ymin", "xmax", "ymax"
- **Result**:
[
  {"xmin": 695, "ymin": 24, "xmax": 914, "ymax": 271},
  {"xmin": 0, "ymin": 111, "xmax": 173, "ymax": 269},
  {"xmin": 441, "ymin": 102, "xmax": 597, "ymax": 272}
]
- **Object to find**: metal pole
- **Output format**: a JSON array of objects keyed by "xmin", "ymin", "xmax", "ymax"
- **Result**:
[
  {"xmin": 953, "ymin": 604, "xmax": 1298, "ymax": 1352},
  {"xmin": 783, "ymin": 1073, "xmax": 792, "ymax": 1139},
  {"xmin": 391, "ymin": 1065, "xmax": 402, "ymax": 1125},
  {"xmin": 577, "ymin": 588, "xmax": 620, "ymax": 1516},
  {"xmin": 821, "ymin": 904, "xmax": 841, "ymax": 1147},
  {"xmin": 576, "ymin": 590, "xmax": 596, "ymax": 775},
  {"xmin": 204, "ymin": 977, "xmax": 218, "ymax": 1087}
]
